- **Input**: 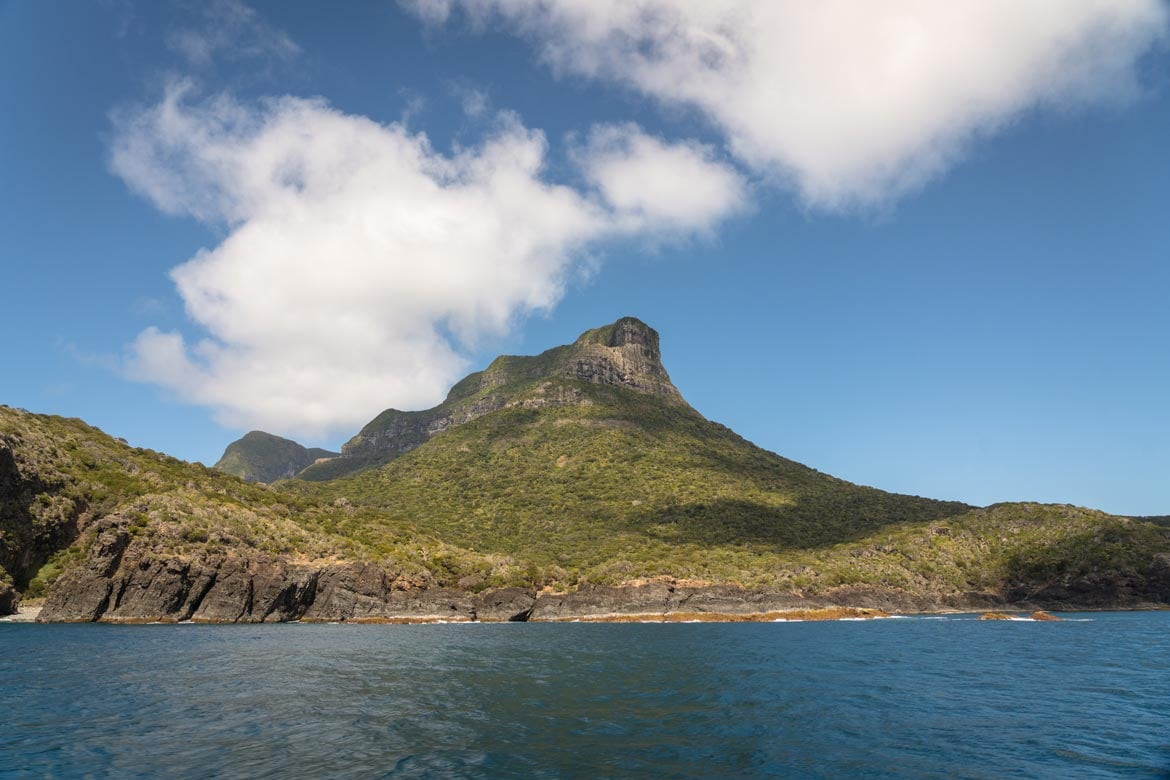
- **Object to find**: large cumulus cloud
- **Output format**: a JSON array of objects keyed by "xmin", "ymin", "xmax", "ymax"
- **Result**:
[{"xmin": 111, "ymin": 84, "xmax": 745, "ymax": 435}]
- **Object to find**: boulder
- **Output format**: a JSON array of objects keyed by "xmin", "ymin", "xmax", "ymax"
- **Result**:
[{"xmin": 1029, "ymin": 611, "xmax": 1063, "ymax": 621}]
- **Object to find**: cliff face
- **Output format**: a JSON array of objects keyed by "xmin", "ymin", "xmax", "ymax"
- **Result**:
[
  {"xmin": 39, "ymin": 520, "xmax": 536, "ymax": 623},
  {"xmin": 300, "ymin": 317, "xmax": 682, "ymax": 480},
  {"xmin": 556, "ymin": 316, "xmax": 679, "ymax": 399},
  {"xmin": 214, "ymin": 431, "xmax": 337, "ymax": 484}
]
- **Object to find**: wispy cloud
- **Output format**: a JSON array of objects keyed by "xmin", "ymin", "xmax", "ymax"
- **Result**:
[
  {"xmin": 109, "ymin": 84, "xmax": 745, "ymax": 435},
  {"xmin": 130, "ymin": 297, "xmax": 168, "ymax": 316},
  {"xmin": 447, "ymin": 82, "xmax": 491, "ymax": 117},
  {"xmin": 167, "ymin": 0, "xmax": 301, "ymax": 69},
  {"xmin": 405, "ymin": 0, "xmax": 1168, "ymax": 210}
]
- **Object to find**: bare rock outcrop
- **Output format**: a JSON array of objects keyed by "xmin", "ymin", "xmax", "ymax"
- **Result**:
[
  {"xmin": 472, "ymin": 587, "xmax": 536, "ymax": 622},
  {"xmin": 529, "ymin": 583, "xmax": 821, "ymax": 621}
]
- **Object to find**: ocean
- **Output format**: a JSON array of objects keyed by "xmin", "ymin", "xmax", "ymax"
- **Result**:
[{"xmin": 2, "ymin": 613, "xmax": 1168, "ymax": 778}]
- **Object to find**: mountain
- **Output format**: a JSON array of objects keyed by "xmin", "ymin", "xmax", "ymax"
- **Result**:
[
  {"xmin": 294, "ymin": 318, "xmax": 973, "ymax": 584},
  {"xmin": 298, "ymin": 317, "xmax": 682, "ymax": 481},
  {"xmin": 2, "ymin": 318, "xmax": 1169, "ymax": 623},
  {"xmin": 214, "ymin": 431, "xmax": 337, "ymax": 483}
]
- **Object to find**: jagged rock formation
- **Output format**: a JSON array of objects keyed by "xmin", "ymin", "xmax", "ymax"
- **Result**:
[
  {"xmin": 214, "ymin": 431, "xmax": 337, "ymax": 483},
  {"xmin": 300, "ymin": 317, "xmax": 681, "ymax": 480}
]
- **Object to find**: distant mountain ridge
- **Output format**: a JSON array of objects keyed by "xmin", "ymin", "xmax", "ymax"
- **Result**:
[{"xmin": 214, "ymin": 431, "xmax": 337, "ymax": 483}]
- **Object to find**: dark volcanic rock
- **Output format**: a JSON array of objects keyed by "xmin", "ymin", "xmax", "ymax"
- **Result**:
[
  {"xmin": 302, "ymin": 563, "xmax": 475, "ymax": 622},
  {"xmin": 373, "ymin": 588, "xmax": 474, "ymax": 622},
  {"xmin": 103, "ymin": 557, "xmax": 215, "ymax": 622},
  {"xmin": 1005, "ymin": 568, "xmax": 1170, "ymax": 610},
  {"xmin": 40, "ymin": 524, "xmax": 131, "ymax": 622},
  {"xmin": 668, "ymin": 585, "xmax": 805, "ymax": 615},
  {"xmin": 818, "ymin": 586, "xmax": 942, "ymax": 613},
  {"xmin": 39, "ymin": 535, "xmax": 480, "ymax": 623},
  {"xmin": 302, "ymin": 562, "xmax": 395, "ymax": 621},
  {"xmin": 526, "ymin": 582, "xmax": 998, "ymax": 621},
  {"xmin": 473, "ymin": 587, "xmax": 537, "ymax": 621},
  {"xmin": 0, "ymin": 577, "xmax": 17, "ymax": 615},
  {"xmin": 184, "ymin": 558, "xmax": 319, "ymax": 623},
  {"xmin": 39, "ymin": 522, "xmax": 322, "ymax": 624}
]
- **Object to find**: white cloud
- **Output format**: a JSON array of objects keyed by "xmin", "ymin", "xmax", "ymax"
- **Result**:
[
  {"xmin": 111, "ymin": 84, "xmax": 743, "ymax": 436},
  {"xmin": 450, "ymin": 83, "xmax": 490, "ymax": 117},
  {"xmin": 575, "ymin": 124, "xmax": 748, "ymax": 234},
  {"xmin": 406, "ymin": 0, "xmax": 1168, "ymax": 209},
  {"xmin": 167, "ymin": 0, "xmax": 301, "ymax": 69}
]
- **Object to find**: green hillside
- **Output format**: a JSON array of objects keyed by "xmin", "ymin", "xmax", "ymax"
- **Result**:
[
  {"xmin": 0, "ymin": 406, "xmax": 507, "ymax": 601},
  {"xmin": 295, "ymin": 377, "xmax": 972, "ymax": 587}
]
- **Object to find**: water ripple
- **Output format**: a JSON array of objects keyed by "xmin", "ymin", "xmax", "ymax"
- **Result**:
[{"xmin": 2, "ymin": 613, "xmax": 1169, "ymax": 778}]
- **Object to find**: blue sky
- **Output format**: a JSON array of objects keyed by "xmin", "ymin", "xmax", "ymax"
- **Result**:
[{"xmin": 2, "ymin": 1, "xmax": 1168, "ymax": 515}]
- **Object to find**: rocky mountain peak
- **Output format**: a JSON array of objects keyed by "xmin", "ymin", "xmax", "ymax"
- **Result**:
[
  {"xmin": 565, "ymin": 317, "xmax": 678, "ymax": 398},
  {"xmin": 299, "ymin": 317, "xmax": 683, "ymax": 480},
  {"xmin": 585, "ymin": 316, "xmax": 659, "ymax": 350}
]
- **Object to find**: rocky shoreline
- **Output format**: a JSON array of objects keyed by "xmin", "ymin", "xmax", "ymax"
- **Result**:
[
  {"xmin": 12, "ymin": 598, "xmax": 1167, "ymax": 625},
  {"xmin": 4, "ymin": 513, "xmax": 1163, "ymax": 625},
  {"xmin": 16, "ymin": 524, "xmax": 1163, "ymax": 624}
]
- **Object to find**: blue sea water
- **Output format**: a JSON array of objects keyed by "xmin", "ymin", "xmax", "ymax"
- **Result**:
[{"xmin": 1, "ymin": 613, "xmax": 1168, "ymax": 779}]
